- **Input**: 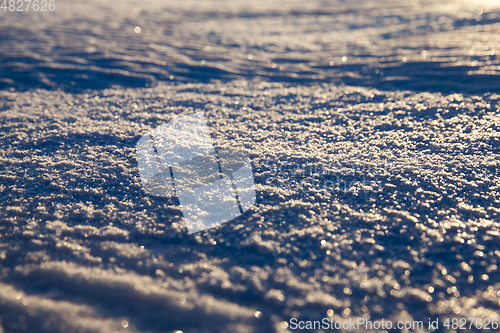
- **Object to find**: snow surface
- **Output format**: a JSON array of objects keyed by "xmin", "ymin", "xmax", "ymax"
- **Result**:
[{"xmin": 1, "ymin": 0, "xmax": 500, "ymax": 332}]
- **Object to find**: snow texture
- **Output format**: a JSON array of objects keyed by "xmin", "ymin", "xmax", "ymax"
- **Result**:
[{"xmin": 1, "ymin": 0, "xmax": 500, "ymax": 332}]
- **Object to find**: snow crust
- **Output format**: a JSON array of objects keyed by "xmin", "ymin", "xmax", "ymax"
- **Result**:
[{"xmin": 1, "ymin": 0, "xmax": 500, "ymax": 332}]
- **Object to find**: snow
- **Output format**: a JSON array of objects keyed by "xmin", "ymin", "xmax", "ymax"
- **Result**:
[{"xmin": 1, "ymin": 0, "xmax": 500, "ymax": 332}]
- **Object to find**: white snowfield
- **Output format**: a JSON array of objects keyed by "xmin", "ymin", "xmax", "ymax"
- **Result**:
[{"xmin": 1, "ymin": 0, "xmax": 500, "ymax": 332}]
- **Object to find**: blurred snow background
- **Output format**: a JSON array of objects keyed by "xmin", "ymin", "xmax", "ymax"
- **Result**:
[
  {"xmin": 2, "ymin": 0, "xmax": 500, "ymax": 93},
  {"xmin": 1, "ymin": 0, "xmax": 500, "ymax": 332}
]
